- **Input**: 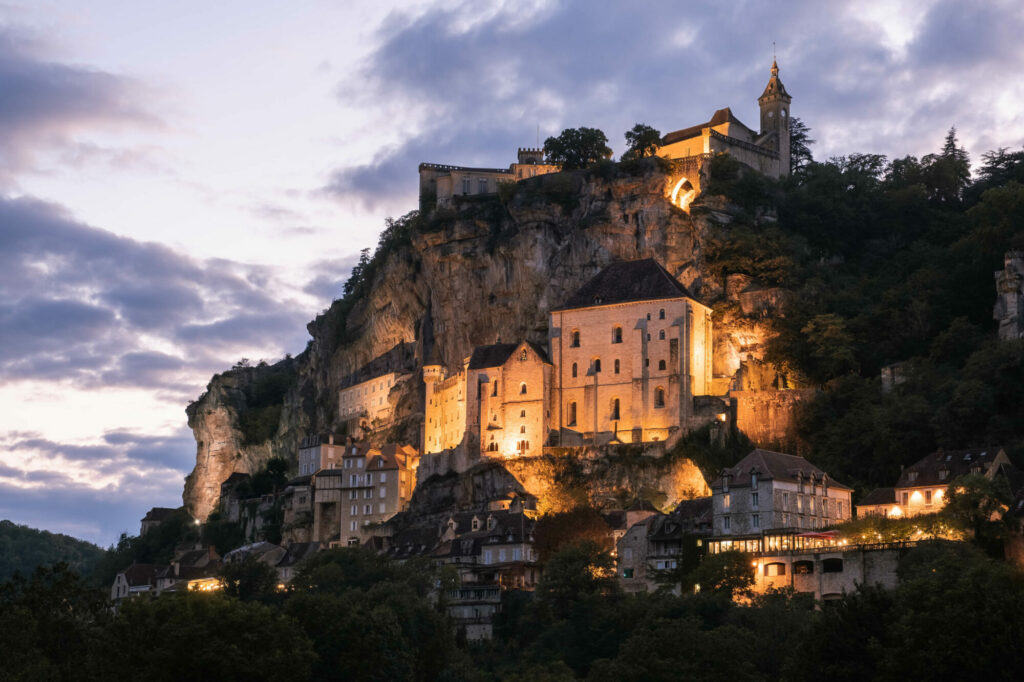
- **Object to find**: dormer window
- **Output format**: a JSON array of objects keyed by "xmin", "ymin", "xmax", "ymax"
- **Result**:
[
  {"xmin": 907, "ymin": 471, "xmax": 918, "ymax": 483},
  {"xmin": 520, "ymin": 349, "xmax": 528, "ymax": 361},
  {"xmin": 750, "ymin": 470, "xmax": 758, "ymax": 488},
  {"xmin": 472, "ymin": 517, "xmax": 480, "ymax": 531},
  {"xmin": 938, "ymin": 469, "xmax": 948, "ymax": 481}
]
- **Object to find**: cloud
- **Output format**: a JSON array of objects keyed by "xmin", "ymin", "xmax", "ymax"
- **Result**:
[
  {"xmin": 323, "ymin": 0, "xmax": 1024, "ymax": 208},
  {"xmin": 0, "ymin": 24, "xmax": 156, "ymax": 182},
  {"xmin": 0, "ymin": 195, "xmax": 311, "ymax": 392}
]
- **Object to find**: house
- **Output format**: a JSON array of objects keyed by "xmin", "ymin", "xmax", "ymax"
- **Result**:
[
  {"xmin": 418, "ymin": 148, "xmax": 559, "ymax": 210},
  {"xmin": 616, "ymin": 497, "xmax": 713, "ymax": 594},
  {"xmin": 281, "ymin": 475, "xmax": 313, "ymax": 543},
  {"xmin": 139, "ymin": 507, "xmax": 176, "ymax": 535},
  {"xmin": 711, "ymin": 449, "xmax": 853, "ymax": 536},
  {"xmin": 297, "ymin": 433, "xmax": 346, "ymax": 476},
  {"xmin": 223, "ymin": 541, "xmax": 286, "ymax": 568},
  {"xmin": 337, "ymin": 372, "xmax": 409, "ymax": 431},
  {"xmin": 857, "ymin": 447, "xmax": 1011, "ymax": 519},
  {"xmin": 219, "ymin": 472, "xmax": 252, "ymax": 523},
  {"xmin": 275, "ymin": 541, "xmax": 322, "ymax": 584},
  {"xmin": 155, "ymin": 546, "xmax": 222, "ymax": 593},
  {"xmin": 111, "ymin": 563, "xmax": 166, "ymax": 601},
  {"xmin": 548, "ymin": 259, "xmax": 713, "ymax": 446}
]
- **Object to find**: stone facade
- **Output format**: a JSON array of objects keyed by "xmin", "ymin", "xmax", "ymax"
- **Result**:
[
  {"xmin": 297, "ymin": 433, "xmax": 345, "ymax": 476},
  {"xmin": 419, "ymin": 148, "xmax": 559, "ymax": 210},
  {"xmin": 337, "ymin": 372, "xmax": 407, "ymax": 430},
  {"xmin": 995, "ymin": 251, "xmax": 1024, "ymax": 341}
]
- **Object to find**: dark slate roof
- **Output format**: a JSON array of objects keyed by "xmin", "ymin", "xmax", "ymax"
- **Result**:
[
  {"xmin": 857, "ymin": 487, "xmax": 896, "ymax": 507},
  {"xmin": 121, "ymin": 563, "xmax": 166, "ymax": 587},
  {"xmin": 672, "ymin": 496, "xmax": 713, "ymax": 524},
  {"xmin": 467, "ymin": 341, "xmax": 550, "ymax": 369},
  {"xmin": 663, "ymin": 107, "xmax": 753, "ymax": 145},
  {"xmin": 141, "ymin": 507, "xmax": 176, "ymax": 522},
  {"xmin": 712, "ymin": 449, "xmax": 853, "ymax": 491},
  {"xmin": 554, "ymin": 259, "xmax": 696, "ymax": 311},
  {"xmin": 759, "ymin": 60, "xmax": 791, "ymax": 101},
  {"xmin": 221, "ymin": 472, "xmax": 251, "ymax": 488},
  {"xmin": 276, "ymin": 542, "xmax": 321, "ymax": 568},
  {"xmin": 286, "ymin": 475, "xmax": 312, "ymax": 488},
  {"xmin": 895, "ymin": 447, "xmax": 1007, "ymax": 489}
]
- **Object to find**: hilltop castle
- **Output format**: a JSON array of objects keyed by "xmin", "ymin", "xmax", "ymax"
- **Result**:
[{"xmin": 418, "ymin": 60, "xmax": 792, "ymax": 212}]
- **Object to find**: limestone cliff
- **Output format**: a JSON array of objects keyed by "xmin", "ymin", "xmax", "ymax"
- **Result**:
[{"xmin": 183, "ymin": 159, "xmax": 790, "ymax": 520}]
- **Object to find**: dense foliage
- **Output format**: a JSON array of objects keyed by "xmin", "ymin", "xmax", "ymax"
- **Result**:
[
  {"xmin": 543, "ymin": 127, "xmax": 614, "ymax": 170},
  {"xmin": 699, "ymin": 129, "xmax": 1024, "ymax": 494},
  {"xmin": 0, "ymin": 520, "xmax": 105, "ymax": 583}
]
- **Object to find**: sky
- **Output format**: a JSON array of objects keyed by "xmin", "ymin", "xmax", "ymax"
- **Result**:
[{"xmin": 2, "ymin": 0, "xmax": 1024, "ymax": 547}]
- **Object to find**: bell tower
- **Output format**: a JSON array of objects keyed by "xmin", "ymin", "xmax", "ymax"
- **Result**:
[{"xmin": 758, "ymin": 58, "xmax": 792, "ymax": 176}]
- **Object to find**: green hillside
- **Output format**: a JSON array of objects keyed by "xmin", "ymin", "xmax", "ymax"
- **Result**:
[{"xmin": 0, "ymin": 520, "xmax": 105, "ymax": 583}]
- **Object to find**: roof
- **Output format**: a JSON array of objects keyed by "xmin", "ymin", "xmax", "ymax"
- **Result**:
[
  {"xmin": 663, "ymin": 107, "xmax": 752, "ymax": 145},
  {"xmin": 467, "ymin": 341, "xmax": 550, "ymax": 369},
  {"xmin": 712, "ymin": 449, "xmax": 853, "ymax": 491},
  {"xmin": 120, "ymin": 563, "xmax": 166, "ymax": 587},
  {"xmin": 141, "ymin": 507, "xmax": 176, "ymax": 523},
  {"xmin": 554, "ymin": 259, "xmax": 697, "ymax": 311},
  {"xmin": 286, "ymin": 475, "xmax": 312, "ymax": 488},
  {"xmin": 276, "ymin": 542, "xmax": 322, "ymax": 568},
  {"xmin": 759, "ymin": 59, "xmax": 791, "ymax": 101},
  {"xmin": 857, "ymin": 487, "xmax": 896, "ymax": 507},
  {"xmin": 895, "ymin": 447, "xmax": 1007, "ymax": 489}
]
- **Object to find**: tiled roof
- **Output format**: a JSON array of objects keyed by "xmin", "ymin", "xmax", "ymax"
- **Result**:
[
  {"xmin": 857, "ymin": 487, "xmax": 896, "ymax": 507},
  {"xmin": 141, "ymin": 507, "xmax": 176, "ymax": 522},
  {"xmin": 276, "ymin": 542, "xmax": 321, "ymax": 568},
  {"xmin": 663, "ymin": 107, "xmax": 752, "ymax": 145},
  {"xmin": 712, "ymin": 449, "xmax": 853, "ymax": 491},
  {"xmin": 467, "ymin": 341, "xmax": 550, "ymax": 369},
  {"xmin": 895, "ymin": 447, "xmax": 1007, "ymax": 488},
  {"xmin": 121, "ymin": 563, "xmax": 166, "ymax": 587},
  {"xmin": 554, "ymin": 259, "xmax": 696, "ymax": 311}
]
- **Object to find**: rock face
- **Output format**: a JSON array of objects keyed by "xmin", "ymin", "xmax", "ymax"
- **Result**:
[
  {"xmin": 182, "ymin": 160, "xmax": 793, "ymax": 519},
  {"xmin": 995, "ymin": 251, "xmax": 1024, "ymax": 341}
]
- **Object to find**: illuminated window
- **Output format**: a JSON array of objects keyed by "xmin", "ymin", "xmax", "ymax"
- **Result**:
[
  {"xmin": 654, "ymin": 387, "xmax": 665, "ymax": 408},
  {"xmin": 723, "ymin": 493, "xmax": 730, "ymax": 510},
  {"xmin": 765, "ymin": 562, "xmax": 785, "ymax": 576},
  {"xmin": 613, "ymin": 326, "xmax": 623, "ymax": 343},
  {"xmin": 571, "ymin": 330, "xmax": 580, "ymax": 347}
]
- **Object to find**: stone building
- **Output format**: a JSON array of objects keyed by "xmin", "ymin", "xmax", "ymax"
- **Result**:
[
  {"xmin": 139, "ymin": 507, "xmax": 176, "ymax": 535},
  {"xmin": 857, "ymin": 447, "xmax": 1011, "ymax": 519},
  {"xmin": 418, "ymin": 148, "xmax": 559, "ymax": 210},
  {"xmin": 711, "ymin": 449, "xmax": 853, "ymax": 536},
  {"xmin": 995, "ymin": 251, "xmax": 1024, "ymax": 341},
  {"xmin": 548, "ymin": 259, "xmax": 712, "ymax": 446},
  {"xmin": 337, "ymin": 371, "xmax": 408, "ymax": 431},
  {"xmin": 297, "ymin": 433, "xmax": 346, "ymax": 476},
  {"xmin": 657, "ymin": 59, "xmax": 792, "ymax": 209},
  {"xmin": 617, "ymin": 497, "xmax": 712, "ymax": 594}
]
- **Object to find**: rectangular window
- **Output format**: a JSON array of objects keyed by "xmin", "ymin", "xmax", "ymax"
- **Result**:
[
  {"xmin": 752, "ymin": 514, "xmax": 760, "ymax": 529},
  {"xmin": 624, "ymin": 547, "xmax": 633, "ymax": 560},
  {"xmin": 723, "ymin": 516, "xmax": 731, "ymax": 532},
  {"xmin": 484, "ymin": 550, "xmax": 493, "ymax": 565},
  {"xmin": 478, "ymin": 178, "xmax": 488, "ymax": 193},
  {"xmin": 462, "ymin": 178, "xmax": 470, "ymax": 193},
  {"xmin": 357, "ymin": 459, "xmax": 363, "ymax": 468},
  {"xmin": 350, "ymin": 521, "xmax": 357, "ymax": 531},
  {"xmin": 379, "ymin": 487, "xmax": 386, "ymax": 498},
  {"xmin": 837, "ymin": 501, "xmax": 843, "ymax": 518},
  {"xmin": 364, "ymin": 489, "xmax": 372, "ymax": 499},
  {"xmin": 499, "ymin": 549, "xmax": 506, "ymax": 562},
  {"xmin": 752, "ymin": 492, "xmax": 759, "ymax": 508},
  {"xmin": 351, "ymin": 505, "xmax": 357, "ymax": 516},
  {"xmin": 723, "ymin": 493, "xmax": 730, "ymax": 510},
  {"xmin": 366, "ymin": 473, "xmax": 372, "ymax": 485},
  {"xmin": 349, "ymin": 490, "xmax": 356, "ymax": 500},
  {"xmin": 364, "ymin": 504, "xmax": 371, "ymax": 515},
  {"xmin": 380, "ymin": 473, "xmax": 387, "ymax": 483},
  {"xmin": 902, "ymin": 491, "xmax": 909, "ymax": 506},
  {"xmin": 379, "ymin": 502, "xmax": 386, "ymax": 513},
  {"xmin": 925, "ymin": 490, "xmax": 933, "ymax": 505},
  {"xmin": 782, "ymin": 492, "xmax": 789, "ymax": 510}
]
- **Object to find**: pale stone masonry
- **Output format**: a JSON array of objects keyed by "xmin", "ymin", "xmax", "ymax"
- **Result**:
[{"xmin": 711, "ymin": 449, "xmax": 853, "ymax": 536}]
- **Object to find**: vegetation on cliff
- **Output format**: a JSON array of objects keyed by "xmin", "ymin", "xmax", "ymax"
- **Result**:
[{"xmin": 0, "ymin": 520, "xmax": 105, "ymax": 583}]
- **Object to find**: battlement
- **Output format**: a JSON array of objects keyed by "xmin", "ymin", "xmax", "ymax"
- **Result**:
[{"xmin": 516, "ymin": 148, "xmax": 545, "ymax": 164}]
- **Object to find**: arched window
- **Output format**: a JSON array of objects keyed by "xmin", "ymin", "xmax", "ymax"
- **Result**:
[
  {"xmin": 567, "ymin": 402, "xmax": 577, "ymax": 426},
  {"xmin": 612, "ymin": 326, "xmax": 623, "ymax": 343},
  {"xmin": 646, "ymin": 313, "xmax": 651, "ymax": 320},
  {"xmin": 520, "ymin": 349, "xmax": 528, "ymax": 361},
  {"xmin": 571, "ymin": 330, "xmax": 580, "ymax": 347},
  {"xmin": 659, "ymin": 308, "xmax": 665, "ymax": 319},
  {"xmin": 520, "ymin": 425, "xmax": 526, "ymax": 433},
  {"xmin": 658, "ymin": 359, "xmax": 666, "ymax": 371},
  {"xmin": 614, "ymin": 359, "xmax": 620, "ymax": 374},
  {"xmin": 654, "ymin": 387, "xmax": 665, "ymax": 408},
  {"xmin": 571, "ymin": 363, "xmax": 577, "ymax": 378},
  {"xmin": 658, "ymin": 329, "xmax": 665, "ymax": 340},
  {"xmin": 520, "ymin": 383, "xmax": 527, "ymax": 395},
  {"xmin": 593, "ymin": 358, "xmax": 601, "ymax": 373},
  {"xmin": 610, "ymin": 398, "xmax": 620, "ymax": 421}
]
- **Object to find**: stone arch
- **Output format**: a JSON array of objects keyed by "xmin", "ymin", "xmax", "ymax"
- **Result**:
[{"xmin": 671, "ymin": 177, "xmax": 697, "ymax": 210}]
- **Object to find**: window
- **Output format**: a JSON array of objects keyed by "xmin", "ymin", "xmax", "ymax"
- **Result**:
[
  {"xmin": 380, "ymin": 473, "xmax": 386, "ymax": 482},
  {"xmin": 645, "ymin": 358, "xmax": 650, "ymax": 367},
  {"xmin": 624, "ymin": 547, "xmax": 633, "ymax": 560},
  {"xmin": 520, "ymin": 382, "xmax": 527, "ymax": 394},
  {"xmin": 752, "ymin": 492, "xmax": 759, "ymax": 508},
  {"xmin": 654, "ymin": 387, "xmax": 665, "ymax": 408},
  {"xmin": 908, "ymin": 471, "xmax": 918, "ymax": 482},
  {"xmin": 492, "ymin": 380, "xmax": 498, "ymax": 396},
  {"xmin": 571, "ymin": 330, "xmax": 580, "ymax": 347},
  {"xmin": 614, "ymin": 359, "xmax": 620, "ymax": 374},
  {"xmin": 472, "ymin": 517, "xmax": 480, "ymax": 531},
  {"xmin": 478, "ymin": 178, "xmax": 488, "ymax": 193},
  {"xmin": 723, "ymin": 493, "xmax": 730, "ymax": 510},
  {"xmin": 499, "ymin": 549, "xmax": 507, "ymax": 562},
  {"xmin": 520, "ymin": 409, "xmax": 526, "ymax": 418},
  {"xmin": 659, "ymin": 329, "xmax": 665, "ymax": 340},
  {"xmin": 658, "ymin": 359, "xmax": 666, "ymax": 371},
  {"xmin": 351, "ymin": 505, "xmax": 358, "ymax": 516},
  {"xmin": 350, "ymin": 475, "xmax": 357, "ymax": 486},
  {"xmin": 901, "ymin": 492, "xmax": 909, "ymax": 506},
  {"xmin": 623, "ymin": 568, "xmax": 634, "ymax": 579},
  {"xmin": 647, "ymin": 333, "xmax": 651, "ymax": 341},
  {"xmin": 794, "ymin": 560, "xmax": 813, "ymax": 575},
  {"xmin": 723, "ymin": 516, "xmax": 731, "ymax": 532},
  {"xmin": 520, "ymin": 425, "xmax": 526, "ymax": 433},
  {"xmin": 379, "ymin": 502, "xmax": 386, "ymax": 513},
  {"xmin": 925, "ymin": 490, "xmax": 932, "ymax": 505},
  {"xmin": 610, "ymin": 398, "xmax": 620, "ymax": 420},
  {"xmin": 567, "ymin": 402, "xmax": 577, "ymax": 426},
  {"xmin": 594, "ymin": 358, "xmax": 601, "ymax": 372},
  {"xmin": 364, "ymin": 504, "xmax": 371, "ymax": 515},
  {"xmin": 520, "ymin": 349, "xmax": 527, "ymax": 361},
  {"xmin": 659, "ymin": 308, "xmax": 665, "ymax": 319},
  {"xmin": 380, "ymin": 487, "xmax": 386, "ymax": 498},
  {"xmin": 646, "ymin": 313, "xmax": 651, "ymax": 320},
  {"xmin": 822, "ymin": 558, "xmax": 844, "ymax": 573},
  {"xmin": 366, "ymin": 473, "xmax": 372, "ymax": 485},
  {"xmin": 364, "ymin": 489, "xmax": 372, "ymax": 499},
  {"xmin": 613, "ymin": 326, "xmax": 623, "ymax": 343},
  {"xmin": 357, "ymin": 459, "xmax": 363, "ymax": 468},
  {"xmin": 350, "ymin": 521, "xmax": 358, "ymax": 531},
  {"xmin": 462, "ymin": 178, "xmax": 470, "ymax": 193},
  {"xmin": 571, "ymin": 362, "xmax": 577, "ymax": 378},
  {"xmin": 349, "ymin": 490, "xmax": 356, "ymax": 500},
  {"xmin": 484, "ymin": 550, "xmax": 493, "ymax": 565},
  {"xmin": 837, "ymin": 501, "xmax": 843, "ymax": 518}
]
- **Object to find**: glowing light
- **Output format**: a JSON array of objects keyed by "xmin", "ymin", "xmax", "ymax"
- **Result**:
[
  {"xmin": 910, "ymin": 491, "xmax": 923, "ymax": 503},
  {"xmin": 670, "ymin": 177, "xmax": 697, "ymax": 210},
  {"xmin": 888, "ymin": 505, "xmax": 903, "ymax": 518}
]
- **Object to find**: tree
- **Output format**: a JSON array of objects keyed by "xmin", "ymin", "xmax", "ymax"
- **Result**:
[
  {"xmin": 543, "ymin": 127, "xmax": 613, "ymax": 170},
  {"xmin": 921, "ymin": 126, "xmax": 971, "ymax": 205},
  {"xmin": 622, "ymin": 123, "xmax": 662, "ymax": 161},
  {"xmin": 219, "ymin": 556, "xmax": 280, "ymax": 601},
  {"xmin": 941, "ymin": 473, "xmax": 1012, "ymax": 550},
  {"xmin": 533, "ymin": 507, "xmax": 612, "ymax": 561},
  {"xmin": 688, "ymin": 551, "xmax": 754, "ymax": 599},
  {"xmin": 788, "ymin": 116, "xmax": 815, "ymax": 175},
  {"xmin": 533, "ymin": 540, "xmax": 618, "ymax": 620}
]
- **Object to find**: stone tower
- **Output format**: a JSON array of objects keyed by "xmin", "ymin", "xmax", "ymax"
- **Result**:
[{"xmin": 758, "ymin": 58, "xmax": 792, "ymax": 176}]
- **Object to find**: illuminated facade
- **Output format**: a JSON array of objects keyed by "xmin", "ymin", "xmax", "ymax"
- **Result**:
[
  {"xmin": 658, "ymin": 59, "xmax": 792, "ymax": 210},
  {"xmin": 337, "ymin": 371, "xmax": 407, "ymax": 429},
  {"xmin": 548, "ymin": 259, "xmax": 712, "ymax": 446},
  {"xmin": 857, "ymin": 447, "xmax": 1011, "ymax": 519},
  {"xmin": 419, "ymin": 148, "xmax": 559, "ymax": 210}
]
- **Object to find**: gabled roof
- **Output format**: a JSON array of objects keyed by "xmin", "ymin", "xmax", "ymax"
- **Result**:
[
  {"xmin": 663, "ymin": 107, "xmax": 753, "ymax": 145},
  {"xmin": 467, "ymin": 341, "xmax": 550, "ymax": 369},
  {"xmin": 120, "ymin": 563, "xmax": 166, "ymax": 587},
  {"xmin": 857, "ymin": 487, "xmax": 896, "ymax": 507},
  {"xmin": 276, "ymin": 542, "xmax": 321, "ymax": 568},
  {"xmin": 712, "ymin": 449, "xmax": 853, "ymax": 491},
  {"xmin": 895, "ymin": 447, "xmax": 1007, "ymax": 489},
  {"xmin": 141, "ymin": 507, "xmax": 176, "ymax": 523},
  {"xmin": 554, "ymin": 259, "xmax": 696, "ymax": 311}
]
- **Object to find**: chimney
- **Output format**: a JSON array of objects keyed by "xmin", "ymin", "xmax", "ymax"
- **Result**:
[{"xmin": 328, "ymin": 433, "xmax": 334, "ymax": 445}]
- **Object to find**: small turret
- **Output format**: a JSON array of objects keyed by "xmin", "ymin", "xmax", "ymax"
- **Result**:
[{"xmin": 517, "ymin": 147, "xmax": 544, "ymax": 165}]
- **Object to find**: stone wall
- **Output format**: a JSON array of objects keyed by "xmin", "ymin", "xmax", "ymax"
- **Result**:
[{"xmin": 995, "ymin": 251, "xmax": 1024, "ymax": 341}]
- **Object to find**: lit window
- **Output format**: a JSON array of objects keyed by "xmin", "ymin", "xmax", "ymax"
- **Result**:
[
  {"xmin": 723, "ymin": 493, "xmax": 730, "ymax": 510},
  {"xmin": 925, "ymin": 490, "xmax": 932, "ymax": 505}
]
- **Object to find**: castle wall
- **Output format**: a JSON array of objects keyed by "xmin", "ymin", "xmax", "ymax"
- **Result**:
[
  {"xmin": 471, "ymin": 349, "xmax": 551, "ymax": 458},
  {"xmin": 338, "ymin": 372, "xmax": 405, "ymax": 427}
]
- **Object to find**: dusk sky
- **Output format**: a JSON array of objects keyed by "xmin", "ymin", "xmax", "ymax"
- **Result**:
[{"xmin": 3, "ymin": 0, "xmax": 1024, "ymax": 547}]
